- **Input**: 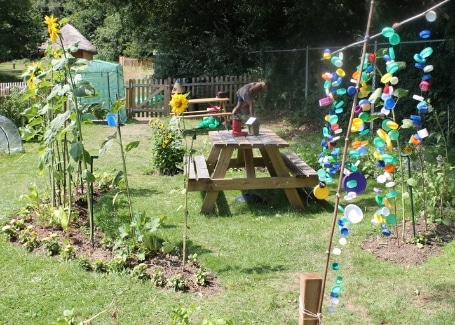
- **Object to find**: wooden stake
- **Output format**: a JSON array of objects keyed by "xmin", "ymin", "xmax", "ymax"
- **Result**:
[{"xmin": 299, "ymin": 273, "xmax": 323, "ymax": 325}]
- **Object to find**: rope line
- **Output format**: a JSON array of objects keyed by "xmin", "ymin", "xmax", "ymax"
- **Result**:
[{"xmin": 299, "ymin": 297, "xmax": 323, "ymax": 325}]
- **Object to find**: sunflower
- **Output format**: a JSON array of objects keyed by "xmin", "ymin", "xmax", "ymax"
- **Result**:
[
  {"xmin": 44, "ymin": 15, "xmax": 60, "ymax": 43},
  {"xmin": 169, "ymin": 93, "xmax": 189, "ymax": 115},
  {"xmin": 403, "ymin": 145, "xmax": 413, "ymax": 155}
]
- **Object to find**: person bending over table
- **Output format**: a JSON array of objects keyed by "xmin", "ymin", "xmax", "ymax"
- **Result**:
[{"xmin": 231, "ymin": 81, "xmax": 268, "ymax": 117}]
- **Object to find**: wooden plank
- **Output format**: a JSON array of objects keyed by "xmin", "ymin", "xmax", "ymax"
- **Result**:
[
  {"xmin": 175, "ymin": 112, "xmax": 232, "ymax": 119},
  {"xmin": 186, "ymin": 176, "xmax": 319, "ymax": 192},
  {"xmin": 193, "ymin": 156, "xmax": 210, "ymax": 180},
  {"xmin": 201, "ymin": 147, "xmax": 234, "ymax": 213},
  {"xmin": 260, "ymin": 129, "xmax": 289, "ymax": 147},
  {"xmin": 299, "ymin": 273, "xmax": 323, "ymax": 325},
  {"xmin": 208, "ymin": 131, "xmax": 226, "ymax": 148},
  {"xmin": 243, "ymin": 149, "xmax": 256, "ymax": 178},
  {"xmin": 281, "ymin": 152, "xmax": 318, "ymax": 178},
  {"xmin": 259, "ymin": 148, "xmax": 276, "ymax": 176},
  {"xmin": 183, "ymin": 156, "xmax": 196, "ymax": 180},
  {"xmin": 187, "ymin": 97, "xmax": 229, "ymax": 105},
  {"xmin": 219, "ymin": 131, "xmax": 240, "ymax": 147},
  {"xmin": 206, "ymin": 147, "xmax": 221, "ymax": 173},
  {"xmin": 265, "ymin": 147, "xmax": 304, "ymax": 211}
]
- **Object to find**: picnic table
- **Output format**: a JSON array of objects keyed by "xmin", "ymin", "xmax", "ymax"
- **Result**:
[
  {"xmin": 172, "ymin": 97, "xmax": 231, "ymax": 119},
  {"xmin": 184, "ymin": 128, "xmax": 319, "ymax": 213}
]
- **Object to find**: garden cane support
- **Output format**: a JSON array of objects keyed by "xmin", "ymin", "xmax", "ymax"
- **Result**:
[{"xmin": 401, "ymin": 154, "xmax": 416, "ymax": 237}]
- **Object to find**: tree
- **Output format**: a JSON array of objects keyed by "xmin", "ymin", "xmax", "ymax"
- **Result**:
[{"xmin": 0, "ymin": 0, "xmax": 43, "ymax": 61}]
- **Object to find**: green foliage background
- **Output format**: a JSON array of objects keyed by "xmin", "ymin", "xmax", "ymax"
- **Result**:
[{"xmin": 1, "ymin": 0, "xmax": 455, "ymax": 140}]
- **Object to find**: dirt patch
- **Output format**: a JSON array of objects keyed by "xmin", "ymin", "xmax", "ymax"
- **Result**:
[
  {"xmin": 8, "ymin": 189, "xmax": 223, "ymax": 297},
  {"xmin": 361, "ymin": 219, "xmax": 454, "ymax": 267}
]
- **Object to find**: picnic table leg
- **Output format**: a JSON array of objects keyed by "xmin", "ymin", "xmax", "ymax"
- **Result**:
[
  {"xmin": 259, "ymin": 148, "xmax": 277, "ymax": 176},
  {"xmin": 201, "ymin": 147, "xmax": 234, "ymax": 213},
  {"xmin": 265, "ymin": 148, "xmax": 304, "ymax": 211},
  {"xmin": 242, "ymin": 149, "xmax": 256, "ymax": 178},
  {"xmin": 206, "ymin": 147, "xmax": 221, "ymax": 174}
]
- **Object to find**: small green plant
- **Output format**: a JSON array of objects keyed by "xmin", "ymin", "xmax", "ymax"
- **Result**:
[
  {"xmin": 77, "ymin": 257, "xmax": 92, "ymax": 271},
  {"xmin": 19, "ymin": 185, "xmax": 50, "ymax": 222},
  {"xmin": 95, "ymin": 170, "xmax": 122, "ymax": 191},
  {"xmin": 411, "ymin": 233, "xmax": 429, "ymax": 248},
  {"xmin": 150, "ymin": 268, "xmax": 165, "ymax": 287},
  {"xmin": 1, "ymin": 218, "xmax": 26, "ymax": 241},
  {"xmin": 150, "ymin": 118, "xmax": 185, "ymax": 176},
  {"xmin": 195, "ymin": 267, "xmax": 209, "ymax": 286},
  {"xmin": 107, "ymin": 255, "xmax": 127, "ymax": 273},
  {"xmin": 92, "ymin": 258, "xmax": 107, "ymax": 273},
  {"xmin": 187, "ymin": 253, "xmax": 199, "ymax": 264},
  {"xmin": 114, "ymin": 212, "xmax": 167, "ymax": 262},
  {"xmin": 41, "ymin": 233, "xmax": 61, "ymax": 256},
  {"xmin": 169, "ymin": 305, "xmax": 196, "ymax": 325},
  {"xmin": 52, "ymin": 308, "xmax": 75, "ymax": 325},
  {"xmin": 166, "ymin": 274, "xmax": 186, "ymax": 291},
  {"xmin": 60, "ymin": 239, "xmax": 76, "ymax": 261},
  {"xmin": 100, "ymin": 235, "xmax": 115, "ymax": 250},
  {"xmin": 131, "ymin": 263, "xmax": 149, "ymax": 281},
  {"xmin": 18, "ymin": 226, "xmax": 40, "ymax": 252}
]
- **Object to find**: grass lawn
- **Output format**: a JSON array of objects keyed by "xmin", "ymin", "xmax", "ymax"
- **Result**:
[
  {"xmin": 0, "ymin": 60, "xmax": 27, "ymax": 82},
  {"xmin": 0, "ymin": 118, "xmax": 454, "ymax": 324}
]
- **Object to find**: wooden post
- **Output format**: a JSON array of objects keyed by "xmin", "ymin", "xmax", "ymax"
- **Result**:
[{"xmin": 299, "ymin": 273, "xmax": 323, "ymax": 325}]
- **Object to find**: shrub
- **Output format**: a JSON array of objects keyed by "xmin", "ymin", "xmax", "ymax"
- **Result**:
[
  {"xmin": 150, "ymin": 118, "xmax": 185, "ymax": 176},
  {"xmin": 0, "ymin": 88, "xmax": 29, "ymax": 127}
]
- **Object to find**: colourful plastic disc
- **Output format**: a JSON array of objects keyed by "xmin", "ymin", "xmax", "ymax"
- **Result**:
[
  {"xmin": 342, "ymin": 172, "xmax": 367, "ymax": 194},
  {"xmin": 386, "ymin": 214, "xmax": 397, "ymax": 225},
  {"xmin": 382, "ymin": 27, "xmax": 395, "ymax": 38},
  {"xmin": 420, "ymin": 47, "xmax": 433, "ymax": 59}
]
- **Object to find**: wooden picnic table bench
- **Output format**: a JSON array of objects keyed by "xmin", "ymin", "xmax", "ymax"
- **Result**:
[{"xmin": 184, "ymin": 128, "xmax": 318, "ymax": 213}]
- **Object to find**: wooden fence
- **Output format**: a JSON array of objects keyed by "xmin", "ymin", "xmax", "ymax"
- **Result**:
[
  {"xmin": 126, "ymin": 75, "xmax": 253, "ymax": 118},
  {"xmin": 119, "ymin": 56, "xmax": 153, "ymax": 68},
  {"xmin": 0, "ymin": 82, "xmax": 26, "ymax": 97}
]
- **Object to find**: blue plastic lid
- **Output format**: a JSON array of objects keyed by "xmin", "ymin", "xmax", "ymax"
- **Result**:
[{"xmin": 419, "ymin": 30, "xmax": 431, "ymax": 39}]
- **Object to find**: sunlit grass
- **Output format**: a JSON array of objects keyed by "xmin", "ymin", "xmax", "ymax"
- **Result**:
[{"xmin": 0, "ymin": 119, "xmax": 454, "ymax": 324}]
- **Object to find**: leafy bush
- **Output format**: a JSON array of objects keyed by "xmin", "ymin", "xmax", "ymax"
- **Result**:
[
  {"xmin": 0, "ymin": 88, "xmax": 29, "ymax": 127},
  {"xmin": 150, "ymin": 118, "xmax": 185, "ymax": 176}
]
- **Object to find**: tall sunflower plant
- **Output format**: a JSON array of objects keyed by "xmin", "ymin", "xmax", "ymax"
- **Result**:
[
  {"xmin": 21, "ymin": 16, "xmax": 100, "ymax": 245},
  {"xmin": 168, "ymin": 92, "xmax": 196, "ymax": 264}
]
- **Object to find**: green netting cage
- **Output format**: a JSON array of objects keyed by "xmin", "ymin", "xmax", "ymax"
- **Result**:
[{"xmin": 79, "ymin": 60, "xmax": 127, "ymax": 123}]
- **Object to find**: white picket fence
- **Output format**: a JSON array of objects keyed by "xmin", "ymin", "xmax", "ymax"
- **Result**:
[{"xmin": 0, "ymin": 82, "xmax": 26, "ymax": 97}]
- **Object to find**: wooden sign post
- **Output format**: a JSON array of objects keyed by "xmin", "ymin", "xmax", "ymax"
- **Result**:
[{"xmin": 298, "ymin": 273, "xmax": 323, "ymax": 325}]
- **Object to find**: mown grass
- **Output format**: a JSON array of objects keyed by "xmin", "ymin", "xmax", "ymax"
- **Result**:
[
  {"xmin": 0, "ymin": 118, "xmax": 454, "ymax": 324},
  {"xmin": 0, "ymin": 61, "xmax": 27, "ymax": 82}
]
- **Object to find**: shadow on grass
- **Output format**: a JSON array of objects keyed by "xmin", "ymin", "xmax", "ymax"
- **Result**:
[
  {"xmin": 217, "ymin": 263, "xmax": 287, "ymax": 275},
  {"xmin": 184, "ymin": 239, "xmax": 214, "ymax": 256},
  {"xmin": 94, "ymin": 188, "xmax": 164, "ymax": 236},
  {"xmin": 199, "ymin": 191, "xmax": 233, "ymax": 218},
  {"xmin": 427, "ymin": 281, "xmax": 455, "ymax": 308},
  {"xmin": 128, "ymin": 187, "xmax": 162, "ymax": 197},
  {"xmin": 234, "ymin": 188, "xmax": 334, "ymax": 216},
  {"xmin": 196, "ymin": 187, "xmax": 334, "ymax": 218}
]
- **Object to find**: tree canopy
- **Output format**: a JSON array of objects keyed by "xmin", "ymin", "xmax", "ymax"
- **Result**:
[
  {"xmin": 21, "ymin": 0, "xmax": 452, "ymax": 78},
  {"xmin": 2, "ymin": 0, "xmax": 454, "ymax": 115},
  {"xmin": 0, "ymin": 0, "xmax": 42, "ymax": 61}
]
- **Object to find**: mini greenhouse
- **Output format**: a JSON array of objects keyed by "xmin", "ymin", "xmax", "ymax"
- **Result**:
[
  {"xmin": 0, "ymin": 115, "xmax": 24, "ymax": 154},
  {"xmin": 78, "ymin": 60, "xmax": 127, "ymax": 123}
]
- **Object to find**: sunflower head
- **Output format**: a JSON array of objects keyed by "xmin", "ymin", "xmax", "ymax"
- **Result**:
[
  {"xmin": 169, "ymin": 93, "xmax": 190, "ymax": 115},
  {"xmin": 44, "ymin": 15, "xmax": 60, "ymax": 43}
]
